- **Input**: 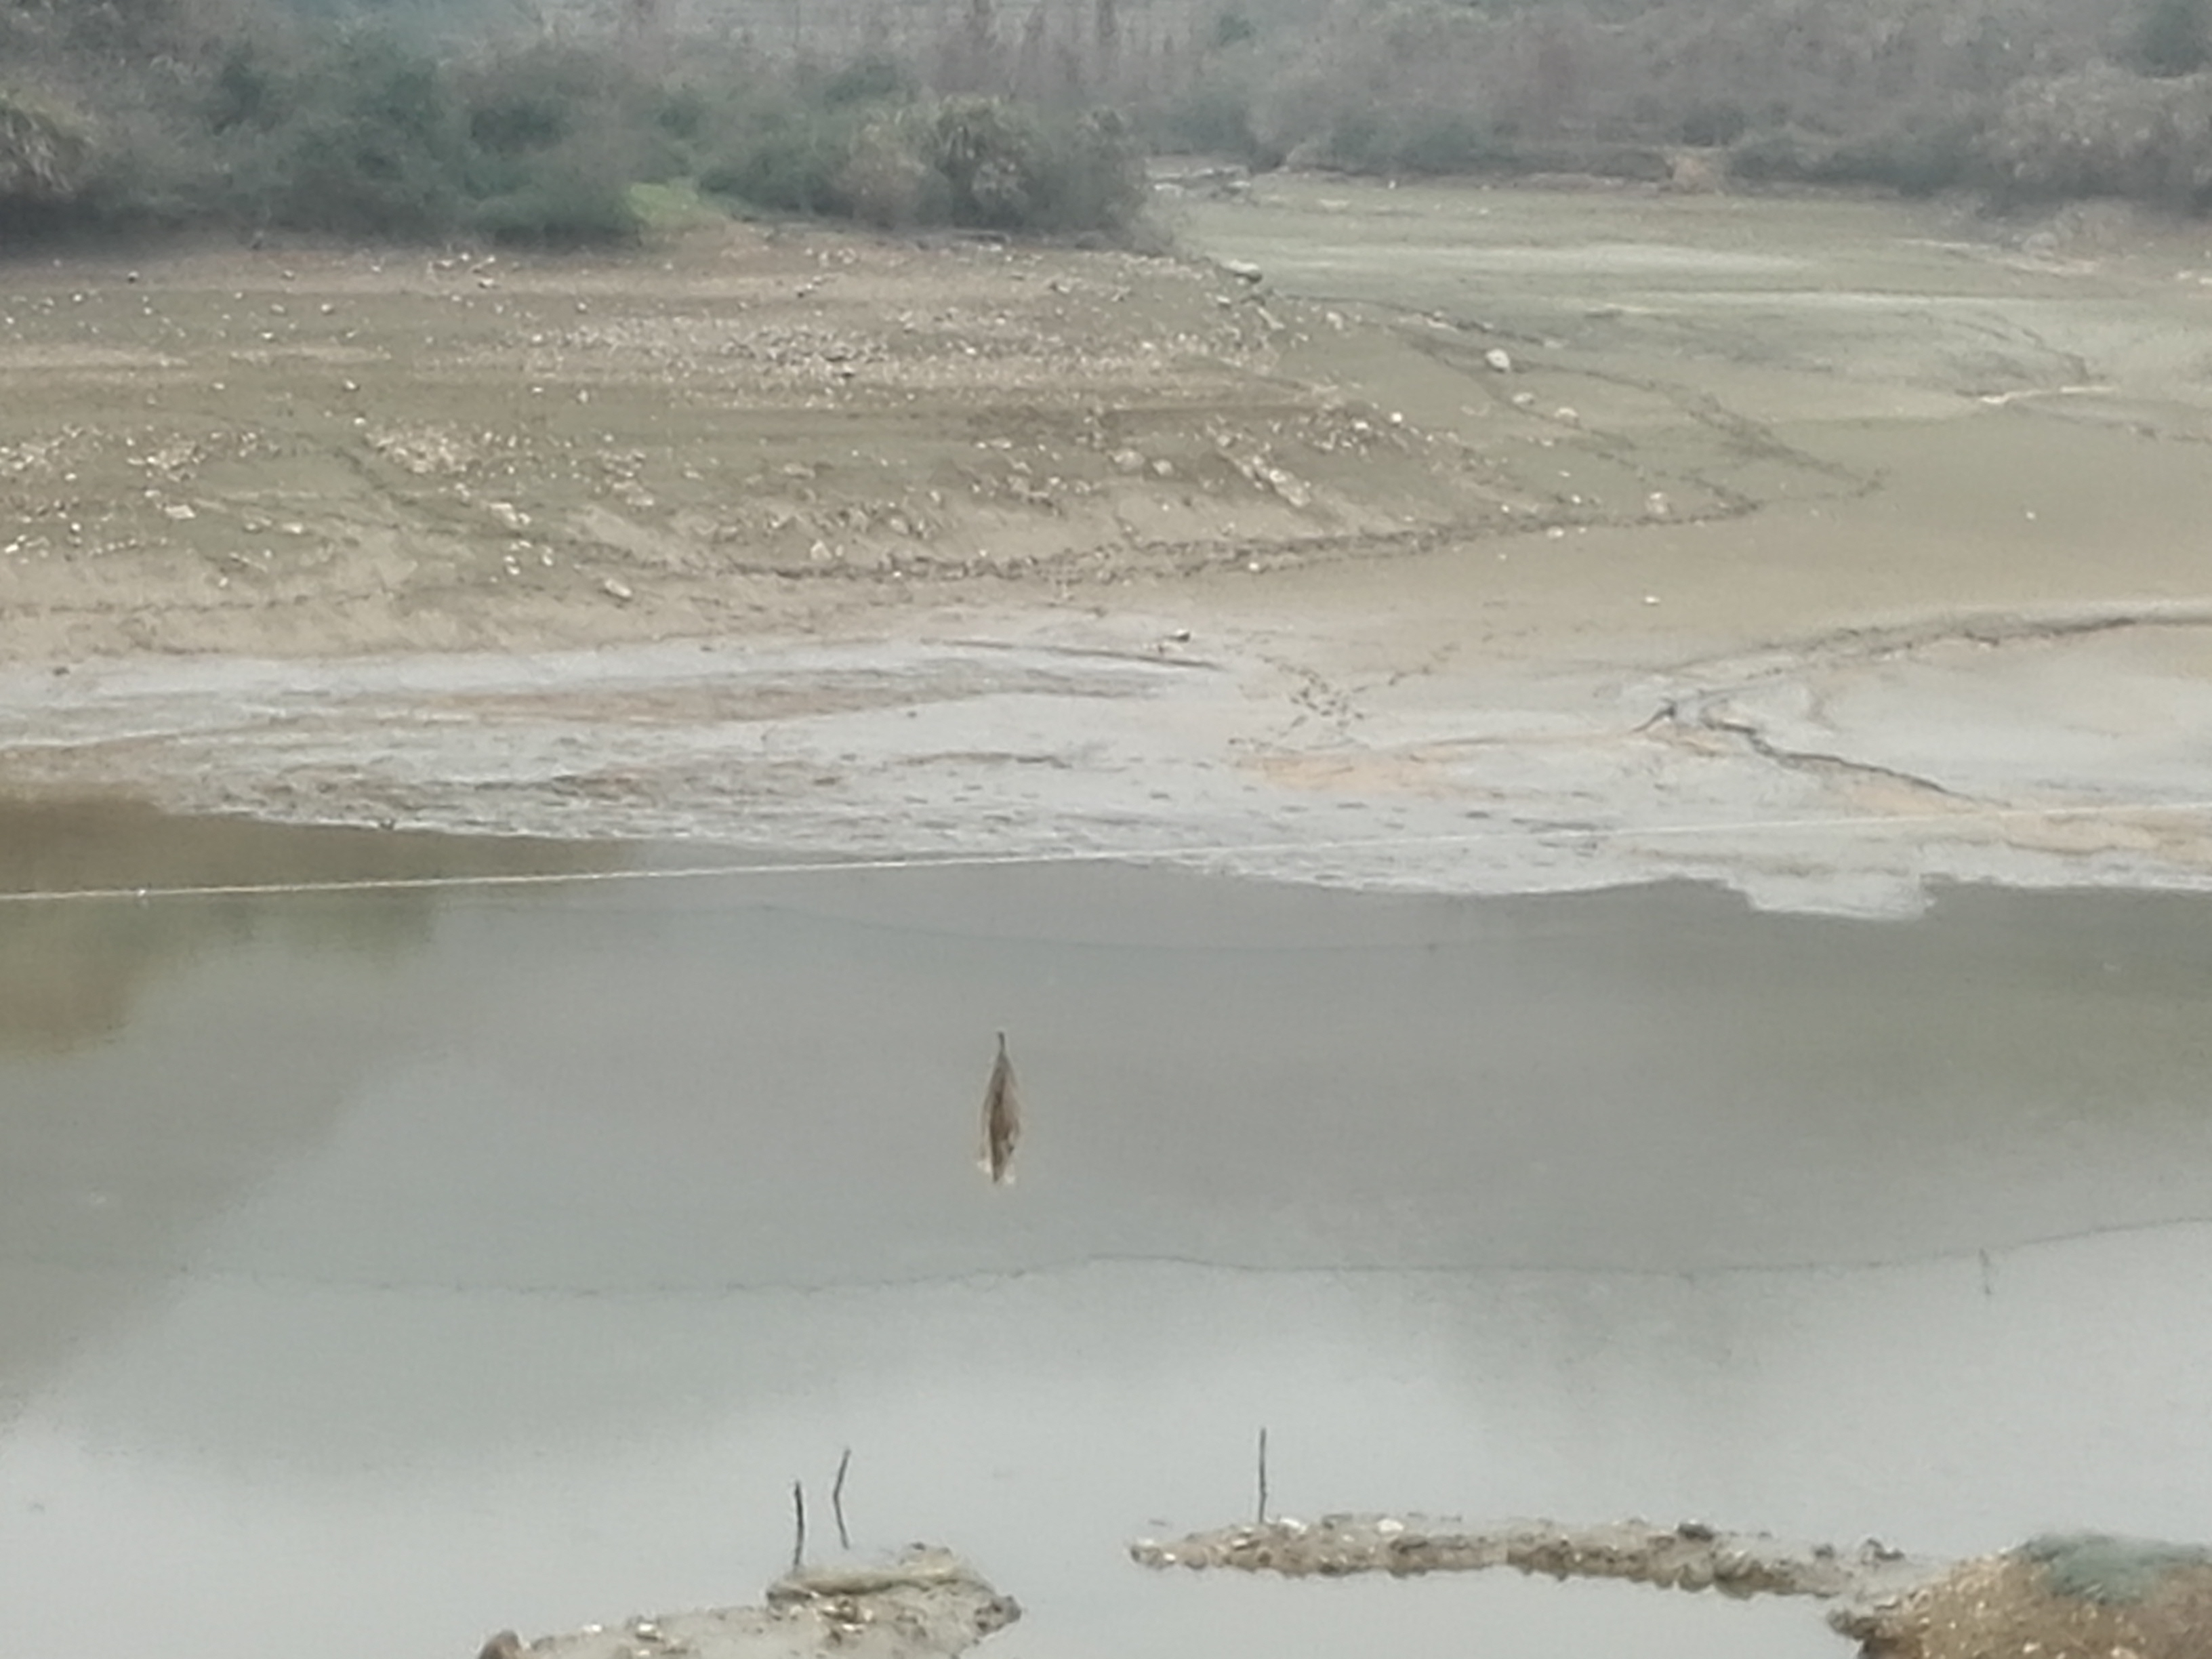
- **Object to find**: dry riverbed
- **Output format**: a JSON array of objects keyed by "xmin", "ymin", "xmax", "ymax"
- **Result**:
[{"xmin": 5, "ymin": 180, "xmax": 2212, "ymax": 911}]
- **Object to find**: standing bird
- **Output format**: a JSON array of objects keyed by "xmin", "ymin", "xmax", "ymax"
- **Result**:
[{"xmin": 979, "ymin": 1031, "xmax": 1021, "ymax": 1185}]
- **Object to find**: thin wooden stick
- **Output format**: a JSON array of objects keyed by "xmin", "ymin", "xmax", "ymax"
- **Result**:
[
  {"xmin": 1256, "ymin": 1427, "xmax": 1269, "ymax": 1525},
  {"xmin": 790, "ymin": 1479, "xmax": 807, "ymax": 1574},
  {"xmin": 832, "ymin": 1448, "xmax": 853, "ymax": 1551}
]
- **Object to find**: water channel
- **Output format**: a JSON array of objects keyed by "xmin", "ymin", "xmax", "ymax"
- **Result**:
[{"xmin": 5, "ymin": 805, "xmax": 2211, "ymax": 1658}]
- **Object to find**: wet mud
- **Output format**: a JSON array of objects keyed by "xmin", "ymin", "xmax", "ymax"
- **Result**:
[
  {"xmin": 1130, "ymin": 1513, "xmax": 1938, "ymax": 1603},
  {"xmin": 493, "ymin": 1549, "xmax": 1019, "ymax": 1659},
  {"xmin": 8, "ymin": 182, "xmax": 2212, "ymax": 1659},
  {"xmin": 1133, "ymin": 1516, "xmax": 2212, "ymax": 1659},
  {"xmin": 7, "ymin": 180, "xmax": 2212, "ymax": 909}
]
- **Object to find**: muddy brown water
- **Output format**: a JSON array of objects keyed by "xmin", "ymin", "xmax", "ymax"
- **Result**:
[{"xmin": 5, "ymin": 809, "xmax": 2212, "ymax": 1659}]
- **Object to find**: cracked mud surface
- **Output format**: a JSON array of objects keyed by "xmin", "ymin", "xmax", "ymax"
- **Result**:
[{"xmin": 7, "ymin": 180, "xmax": 2212, "ymax": 910}]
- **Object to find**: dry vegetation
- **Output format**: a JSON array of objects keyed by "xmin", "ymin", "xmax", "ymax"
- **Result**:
[
  {"xmin": 0, "ymin": 0, "xmax": 1149, "ymax": 242},
  {"xmin": 1147, "ymin": 0, "xmax": 2212, "ymax": 205},
  {"xmin": 3, "ymin": 0, "xmax": 2212, "ymax": 247}
]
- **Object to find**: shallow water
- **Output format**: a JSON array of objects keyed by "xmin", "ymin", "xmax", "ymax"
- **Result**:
[{"xmin": 5, "ymin": 809, "xmax": 2212, "ymax": 1658}]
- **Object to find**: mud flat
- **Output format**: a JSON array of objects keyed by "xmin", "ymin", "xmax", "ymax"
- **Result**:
[
  {"xmin": 1128, "ymin": 1513, "xmax": 1939, "ymax": 1601},
  {"xmin": 485, "ymin": 1550, "xmax": 1019, "ymax": 1659},
  {"xmin": 1132, "ymin": 1517, "xmax": 2212, "ymax": 1659},
  {"xmin": 7, "ymin": 182, "xmax": 2212, "ymax": 909}
]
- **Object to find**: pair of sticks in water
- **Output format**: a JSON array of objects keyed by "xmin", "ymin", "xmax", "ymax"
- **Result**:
[{"xmin": 778, "ymin": 1044, "xmax": 1012, "ymax": 1581}]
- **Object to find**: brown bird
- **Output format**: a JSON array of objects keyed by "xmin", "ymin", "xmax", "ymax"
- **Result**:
[{"xmin": 979, "ymin": 1031, "xmax": 1021, "ymax": 1185}]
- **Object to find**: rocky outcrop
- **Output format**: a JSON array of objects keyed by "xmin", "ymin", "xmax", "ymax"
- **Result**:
[{"xmin": 1833, "ymin": 1533, "xmax": 2212, "ymax": 1659}]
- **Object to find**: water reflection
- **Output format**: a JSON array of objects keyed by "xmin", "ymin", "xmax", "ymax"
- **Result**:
[
  {"xmin": 3, "ymin": 841, "xmax": 2212, "ymax": 1659},
  {"xmin": 0, "ymin": 797, "xmax": 609, "ymax": 1052},
  {"xmin": 0, "ymin": 800, "xmax": 615, "ymax": 1462}
]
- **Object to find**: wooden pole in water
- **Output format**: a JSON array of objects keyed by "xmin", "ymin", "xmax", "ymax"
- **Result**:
[
  {"xmin": 1256, "ymin": 1427, "xmax": 1269, "ymax": 1525},
  {"xmin": 832, "ymin": 1448, "xmax": 853, "ymax": 1551},
  {"xmin": 790, "ymin": 1479, "xmax": 807, "ymax": 1574}
]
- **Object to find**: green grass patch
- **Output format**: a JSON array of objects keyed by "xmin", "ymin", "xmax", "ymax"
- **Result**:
[{"xmin": 626, "ymin": 178, "xmax": 725, "ymax": 234}]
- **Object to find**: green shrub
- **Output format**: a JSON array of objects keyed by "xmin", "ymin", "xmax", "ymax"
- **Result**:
[
  {"xmin": 699, "ymin": 90, "xmax": 1144, "ymax": 237},
  {"xmin": 700, "ymin": 99, "xmax": 869, "ymax": 216},
  {"xmin": 241, "ymin": 31, "xmax": 468, "ymax": 234},
  {"xmin": 924, "ymin": 95, "xmax": 1039, "ymax": 224},
  {"xmin": 656, "ymin": 81, "xmax": 710, "ymax": 144},
  {"xmin": 1725, "ymin": 125, "xmax": 1826, "ymax": 183},
  {"xmin": 2136, "ymin": 0, "xmax": 2211, "ymax": 76},
  {"xmin": 838, "ymin": 106, "xmax": 950, "ymax": 226},
  {"xmin": 1725, "ymin": 115, "xmax": 1974, "ymax": 195},
  {"xmin": 1732, "ymin": 110, "xmax": 1978, "ymax": 194},
  {"xmin": 464, "ymin": 45, "xmax": 605, "ymax": 156},
  {"xmin": 1982, "ymin": 64, "xmax": 2212, "ymax": 207},
  {"xmin": 0, "ymin": 85, "xmax": 97, "ymax": 205},
  {"xmin": 467, "ymin": 128, "xmax": 641, "ymax": 245},
  {"xmin": 1149, "ymin": 79, "xmax": 1263, "ymax": 159},
  {"xmin": 922, "ymin": 96, "xmax": 1145, "ymax": 232},
  {"xmin": 821, "ymin": 53, "xmax": 916, "ymax": 106},
  {"xmin": 1677, "ymin": 100, "xmax": 1748, "ymax": 147},
  {"xmin": 625, "ymin": 176, "xmax": 723, "ymax": 232},
  {"xmin": 453, "ymin": 45, "xmax": 656, "ymax": 239},
  {"xmin": 1838, "ymin": 117, "xmax": 1980, "ymax": 195},
  {"xmin": 1388, "ymin": 110, "xmax": 1511, "ymax": 173},
  {"xmin": 209, "ymin": 41, "xmax": 292, "ymax": 134}
]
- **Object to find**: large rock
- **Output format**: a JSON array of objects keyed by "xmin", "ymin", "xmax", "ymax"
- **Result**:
[{"xmin": 1832, "ymin": 1533, "xmax": 2212, "ymax": 1659}]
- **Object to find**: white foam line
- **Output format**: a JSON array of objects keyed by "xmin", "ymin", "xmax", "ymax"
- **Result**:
[{"xmin": 4, "ymin": 797, "xmax": 2211, "ymax": 906}]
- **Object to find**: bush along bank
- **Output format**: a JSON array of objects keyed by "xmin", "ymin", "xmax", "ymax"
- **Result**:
[
  {"xmin": 1134, "ymin": 0, "xmax": 2212, "ymax": 211},
  {"xmin": 0, "ymin": 2, "xmax": 1149, "ymax": 245}
]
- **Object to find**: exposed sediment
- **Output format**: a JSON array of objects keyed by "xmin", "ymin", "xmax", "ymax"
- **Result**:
[
  {"xmin": 480, "ymin": 1547, "xmax": 1020, "ymax": 1659},
  {"xmin": 1128, "ymin": 1513, "xmax": 1940, "ymax": 1604},
  {"xmin": 1833, "ymin": 1533, "xmax": 2212, "ymax": 1659},
  {"xmin": 1132, "ymin": 1517, "xmax": 2212, "ymax": 1659}
]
